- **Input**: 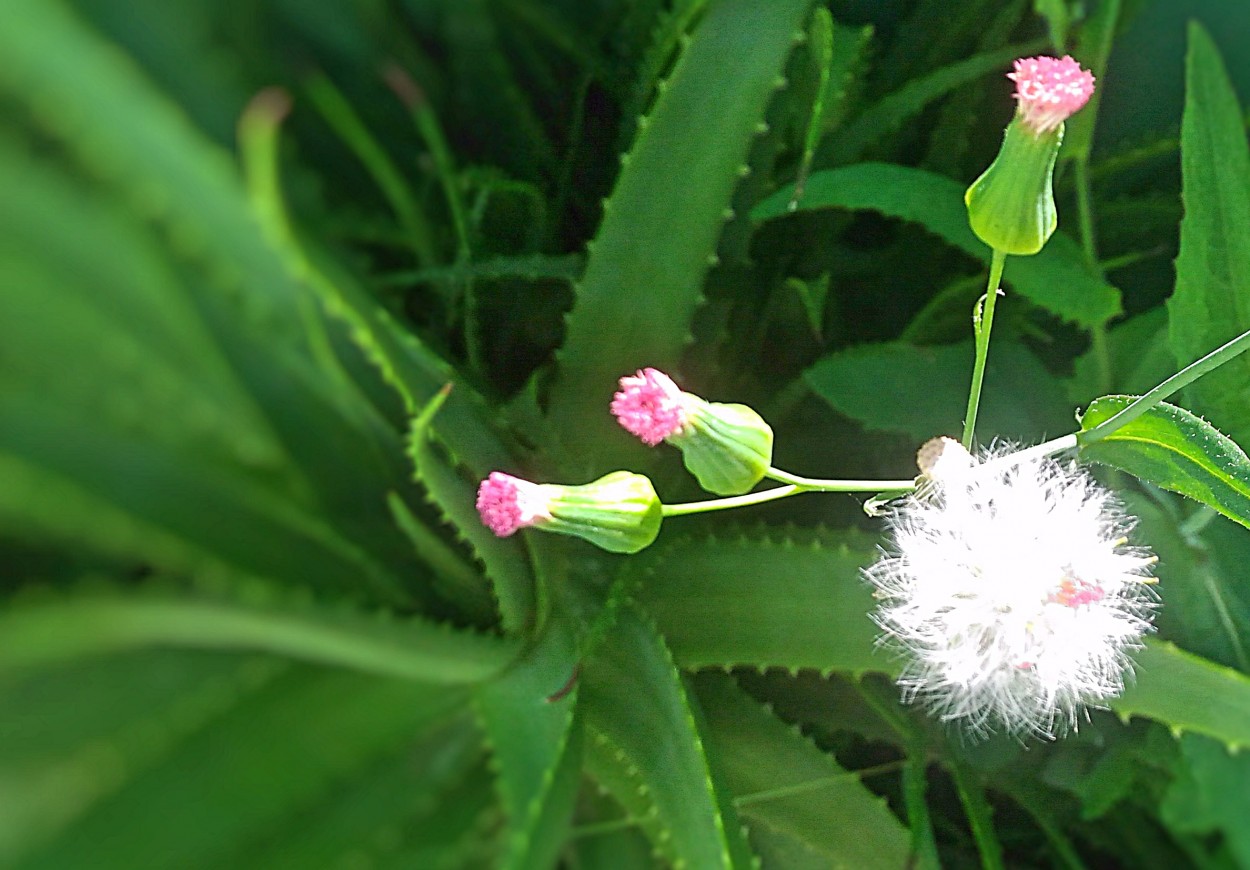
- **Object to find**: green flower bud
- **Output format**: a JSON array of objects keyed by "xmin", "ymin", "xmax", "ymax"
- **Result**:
[
  {"xmin": 965, "ymin": 55, "xmax": 1096, "ymax": 256},
  {"xmin": 964, "ymin": 117, "xmax": 1062, "ymax": 256},
  {"xmin": 611, "ymin": 367, "xmax": 774, "ymax": 495},
  {"xmin": 477, "ymin": 470, "xmax": 662, "ymax": 554},
  {"xmin": 670, "ymin": 396, "xmax": 774, "ymax": 496}
]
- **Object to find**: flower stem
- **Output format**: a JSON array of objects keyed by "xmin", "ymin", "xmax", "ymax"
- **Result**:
[
  {"xmin": 1079, "ymin": 324, "xmax": 1250, "ymax": 445},
  {"xmin": 660, "ymin": 469, "xmax": 918, "ymax": 517},
  {"xmin": 951, "ymin": 763, "xmax": 1006, "ymax": 870},
  {"xmin": 765, "ymin": 467, "xmax": 916, "ymax": 492},
  {"xmin": 661, "ymin": 485, "xmax": 800, "ymax": 517},
  {"xmin": 962, "ymin": 248, "xmax": 1008, "ymax": 449}
]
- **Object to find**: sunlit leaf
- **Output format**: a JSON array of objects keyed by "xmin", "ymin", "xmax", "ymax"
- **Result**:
[{"xmin": 1079, "ymin": 397, "xmax": 1250, "ymax": 532}]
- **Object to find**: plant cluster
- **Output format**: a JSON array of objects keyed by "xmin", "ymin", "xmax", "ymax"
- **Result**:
[{"xmin": 4, "ymin": 1, "xmax": 1250, "ymax": 868}]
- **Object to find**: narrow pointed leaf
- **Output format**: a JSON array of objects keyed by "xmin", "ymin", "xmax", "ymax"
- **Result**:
[
  {"xmin": 475, "ymin": 618, "xmax": 581, "ymax": 869},
  {"xmin": 3, "ymin": 664, "xmax": 470, "ymax": 869},
  {"xmin": 582, "ymin": 603, "xmax": 755, "ymax": 869},
  {"xmin": 1166, "ymin": 23, "xmax": 1250, "ymax": 444},
  {"xmin": 549, "ymin": 0, "xmax": 813, "ymax": 469},
  {"xmin": 0, "ymin": 587, "xmax": 518, "ymax": 683}
]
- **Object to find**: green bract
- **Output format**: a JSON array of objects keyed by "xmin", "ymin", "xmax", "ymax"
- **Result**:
[
  {"xmin": 541, "ymin": 471, "xmax": 663, "ymax": 554},
  {"xmin": 670, "ymin": 397, "xmax": 774, "ymax": 496},
  {"xmin": 965, "ymin": 117, "xmax": 1063, "ymax": 255}
]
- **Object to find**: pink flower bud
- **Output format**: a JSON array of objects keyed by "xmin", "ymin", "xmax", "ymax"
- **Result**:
[
  {"xmin": 475, "ymin": 472, "xmax": 552, "ymax": 537},
  {"xmin": 611, "ymin": 367, "xmax": 691, "ymax": 446},
  {"xmin": 1008, "ymin": 55, "xmax": 1096, "ymax": 135}
]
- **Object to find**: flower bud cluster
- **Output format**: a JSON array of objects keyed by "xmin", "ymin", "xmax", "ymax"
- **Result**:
[{"xmin": 475, "ymin": 368, "xmax": 773, "ymax": 553}]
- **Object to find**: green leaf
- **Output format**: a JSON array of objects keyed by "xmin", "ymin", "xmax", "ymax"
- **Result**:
[
  {"xmin": 1166, "ymin": 22, "xmax": 1250, "ymax": 446},
  {"xmin": 1125, "ymin": 493, "xmax": 1250, "ymax": 672},
  {"xmin": 408, "ymin": 426, "xmax": 536, "ymax": 633},
  {"xmin": 548, "ymin": 0, "xmax": 813, "ymax": 471},
  {"xmin": 1033, "ymin": 0, "xmax": 1071, "ymax": 50},
  {"xmin": 754, "ymin": 163, "xmax": 1122, "ymax": 328},
  {"xmin": 239, "ymin": 81, "xmax": 517, "ymax": 487},
  {"xmin": 234, "ymin": 721, "xmax": 491, "ymax": 869},
  {"xmin": 1078, "ymin": 397, "xmax": 1250, "ymax": 532},
  {"xmin": 1042, "ymin": 720, "xmax": 1180, "ymax": 822},
  {"xmin": 1, "ymin": 661, "xmax": 470, "ymax": 868},
  {"xmin": 1112, "ymin": 640, "xmax": 1250, "ymax": 750},
  {"xmin": 566, "ymin": 824, "xmax": 656, "ymax": 870},
  {"xmin": 582, "ymin": 603, "xmax": 754, "ymax": 869},
  {"xmin": 1160, "ymin": 733, "xmax": 1250, "ymax": 867},
  {"xmin": 805, "ymin": 339, "xmax": 1073, "ymax": 442},
  {"xmin": 0, "ymin": 0, "xmax": 313, "ymax": 361},
  {"xmin": 0, "ymin": 136, "xmax": 286, "ymax": 480},
  {"xmin": 474, "ymin": 618, "xmax": 581, "ymax": 870},
  {"xmin": 0, "ymin": 10, "xmax": 432, "ymax": 599},
  {"xmin": 1068, "ymin": 308, "xmax": 1176, "ymax": 405},
  {"xmin": 0, "ymin": 388, "xmax": 405, "ymax": 601},
  {"xmin": 696, "ymin": 673, "xmax": 911, "ymax": 869},
  {"xmin": 826, "ymin": 41, "xmax": 1048, "ymax": 163},
  {"xmin": 0, "ymin": 396, "xmax": 404, "ymax": 601},
  {"xmin": 631, "ymin": 531, "xmax": 886, "ymax": 674},
  {"xmin": 0, "ymin": 585, "xmax": 518, "ymax": 683}
]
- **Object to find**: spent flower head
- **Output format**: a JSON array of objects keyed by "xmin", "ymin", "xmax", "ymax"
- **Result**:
[
  {"xmin": 1009, "ymin": 55, "xmax": 1096, "ymax": 135},
  {"xmin": 866, "ymin": 440, "xmax": 1157, "ymax": 738}
]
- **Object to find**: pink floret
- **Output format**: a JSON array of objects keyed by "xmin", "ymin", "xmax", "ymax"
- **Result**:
[
  {"xmin": 611, "ymin": 368, "xmax": 690, "ymax": 446},
  {"xmin": 1008, "ymin": 55, "xmax": 1095, "ymax": 134},
  {"xmin": 476, "ymin": 472, "xmax": 551, "ymax": 537}
]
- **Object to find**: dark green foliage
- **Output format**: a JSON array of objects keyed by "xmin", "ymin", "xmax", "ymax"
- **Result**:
[{"xmin": 5, "ymin": 1, "xmax": 1250, "ymax": 868}]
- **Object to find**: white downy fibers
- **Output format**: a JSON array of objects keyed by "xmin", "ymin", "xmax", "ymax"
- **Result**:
[{"xmin": 866, "ymin": 439, "xmax": 1158, "ymax": 738}]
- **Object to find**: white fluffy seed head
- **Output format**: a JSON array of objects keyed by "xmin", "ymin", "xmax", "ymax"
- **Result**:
[{"xmin": 865, "ymin": 445, "xmax": 1158, "ymax": 739}]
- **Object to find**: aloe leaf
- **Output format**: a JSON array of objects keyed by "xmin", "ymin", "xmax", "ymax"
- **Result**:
[
  {"xmin": 754, "ymin": 163, "xmax": 1121, "ymax": 329},
  {"xmin": 1078, "ymin": 397, "xmax": 1250, "ymax": 533},
  {"xmin": 408, "ymin": 423, "xmax": 536, "ymax": 633},
  {"xmin": 0, "ymin": 1, "xmax": 491, "ymax": 523},
  {"xmin": 1166, "ymin": 23, "xmax": 1250, "ymax": 445},
  {"xmin": 1, "ymin": 662, "xmax": 470, "ymax": 868},
  {"xmin": 0, "ymin": 585, "xmax": 517, "ymax": 683},
  {"xmin": 566, "ymin": 824, "xmax": 656, "ymax": 870},
  {"xmin": 234, "ymin": 722, "xmax": 492, "ymax": 869},
  {"xmin": 0, "ymin": 402, "xmax": 406, "ymax": 603},
  {"xmin": 0, "ymin": 136, "xmax": 287, "ymax": 481},
  {"xmin": 548, "ymin": 0, "xmax": 813, "ymax": 470},
  {"xmin": 582, "ymin": 602, "xmax": 755, "ymax": 868},
  {"xmin": 474, "ymin": 618, "xmax": 581, "ymax": 869},
  {"xmin": 238, "ymin": 86, "xmax": 512, "ymax": 478},
  {"xmin": 0, "ymin": 0, "xmax": 312, "ymax": 357},
  {"xmin": 631, "ymin": 531, "xmax": 886, "ymax": 674},
  {"xmin": 697, "ymin": 673, "xmax": 911, "ymax": 869}
]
